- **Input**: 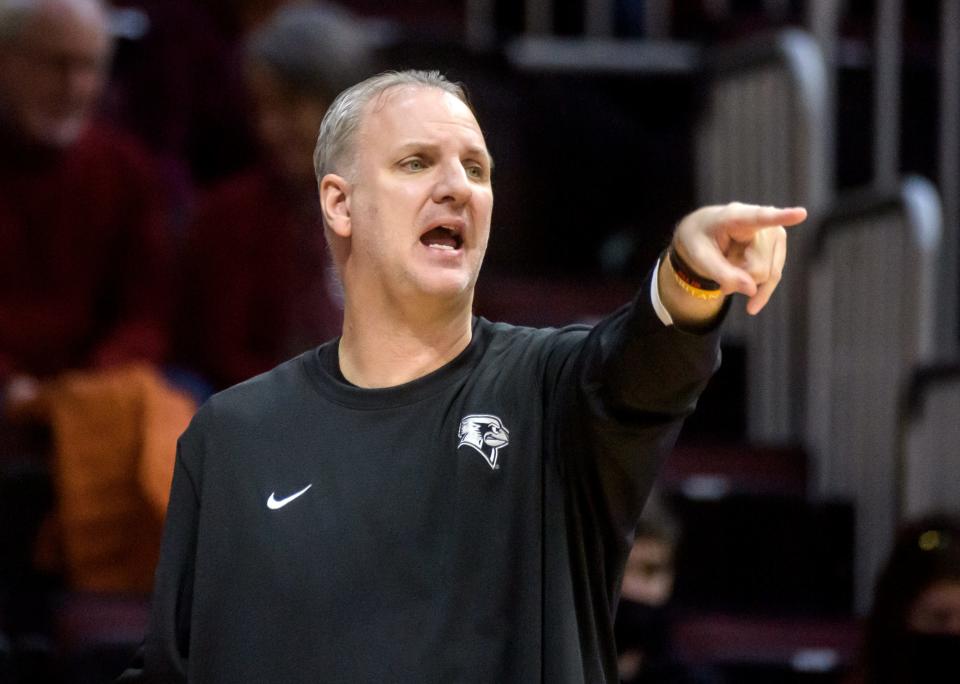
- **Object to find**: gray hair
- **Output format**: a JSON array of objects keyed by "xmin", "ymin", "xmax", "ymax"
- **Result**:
[
  {"xmin": 246, "ymin": 2, "xmax": 373, "ymax": 105},
  {"xmin": 313, "ymin": 69, "xmax": 471, "ymax": 183},
  {"xmin": 0, "ymin": 0, "xmax": 104, "ymax": 43},
  {"xmin": 0, "ymin": 0, "xmax": 48, "ymax": 43}
]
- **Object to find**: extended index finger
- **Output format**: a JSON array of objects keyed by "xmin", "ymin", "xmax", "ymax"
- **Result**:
[{"xmin": 721, "ymin": 204, "xmax": 807, "ymax": 240}]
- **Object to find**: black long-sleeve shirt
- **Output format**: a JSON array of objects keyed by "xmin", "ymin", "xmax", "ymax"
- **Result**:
[{"xmin": 120, "ymin": 270, "xmax": 722, "ymax": 683}]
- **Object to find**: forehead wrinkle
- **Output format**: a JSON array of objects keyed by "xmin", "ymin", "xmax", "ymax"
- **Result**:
[
  {"xmin": 372, "ymin": 85, "xmax": 479, "ymax": 130},
  {"xmin": 422, "ymin": 121, "xmax": 491, "ymax": 164},
  {"xmin": 359, "ymin": 89, "xmax": 492, "ymax": 169}
]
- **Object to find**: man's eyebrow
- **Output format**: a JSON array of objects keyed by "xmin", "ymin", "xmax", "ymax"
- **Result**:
[
  {"xmin": 467, "ymin": 146, "xmax": 495, "ymax": 171},
  {"xmin": 478, "ymin": 148, "xmax": 496, "ymax": 171},
  {"xmin": 394, "ymin": 141, "xmax": 439, "ymax": 157},
  {"xmin": 395, "ymin": 141, "xmax": 494, "ymax": 169}
]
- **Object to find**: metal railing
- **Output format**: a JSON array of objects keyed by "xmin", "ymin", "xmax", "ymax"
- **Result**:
[
  {"xmin": 806, "ymin": 0, "xmax": 960, "ymax": 360},
  {"xmin": 465, "ymin": 0, "xmax": 674, "ymax": 47},
  {"xmin": 804, "ymin": 176, "xmax": 942, "ymax": 613},
  {"xmin": 900, "ymin": 366, "xmax": 960, "ymax": 520},
  {"xmin": 695, "ymin": 29, "xmax": 832, "ymax": 444}
]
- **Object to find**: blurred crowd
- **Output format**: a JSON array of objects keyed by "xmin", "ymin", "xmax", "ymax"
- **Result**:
[
  {"xmin": 847, "ymin": 512, "xmax": 960, "ymax": 684},
  {"xmin": 0, "ymin": 0, "xmax": 380, "ymax": 678},
  {"xmin": 1, "ymin": 1, "xmax": 958, "ymax": 683},
  {"xmin": 615, "ymin": 498, "xmax": 960, "ymax": 684},
  {"xmin": 0, "ymin": 0, "xmax": 383, "ymax": 406}
]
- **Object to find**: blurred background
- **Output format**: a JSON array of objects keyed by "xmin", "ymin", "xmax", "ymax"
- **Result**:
[{"xmin": 2, "ymin": 0, "xmax": 960, "ymax": 682}]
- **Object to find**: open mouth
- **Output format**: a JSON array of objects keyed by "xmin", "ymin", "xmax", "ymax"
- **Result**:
[{"xmin": 420, "ymin": 226, "xmax": 463, "ymax": 251}]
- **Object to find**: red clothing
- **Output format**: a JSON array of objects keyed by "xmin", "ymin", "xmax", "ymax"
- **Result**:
[
  {"xmin": 177, "ymin": 167, "xmax": 341, "ymax": 390},
  {"xmin": 0, "ymin": 124, "xmax": 173, "ymax": 380}
]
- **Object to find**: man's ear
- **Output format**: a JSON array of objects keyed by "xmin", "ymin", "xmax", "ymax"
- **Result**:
[{"xmin": 319, "ymin": 174, "xmax": 352, "ymax": 238}]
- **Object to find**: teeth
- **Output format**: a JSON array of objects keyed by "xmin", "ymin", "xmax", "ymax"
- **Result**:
[{"xmin": 420, "ymin": 224, "xmax": 462, "ymax": 251}]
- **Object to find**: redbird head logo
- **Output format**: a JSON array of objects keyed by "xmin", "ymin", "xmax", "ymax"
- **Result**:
[{"xmin": 457, "ymin": 414, "xmax": 509, "ymax": 469}]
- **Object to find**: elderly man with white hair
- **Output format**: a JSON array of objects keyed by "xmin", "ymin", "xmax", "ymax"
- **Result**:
[
  {"xmin": 0, "ymin": 0, "xmax": 172, "ymax": 665},
  {"xmin": 0, "ymin": 0, "xmax": 171, "ymax": 399}
]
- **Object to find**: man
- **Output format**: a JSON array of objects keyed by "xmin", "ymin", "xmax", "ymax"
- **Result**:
[
  {"xmin": 0, "ymin": 0, "xmax": 107, "ymax": 148},
  {"xmin": 0, "ymin": 0, "xmax": 171, "ymax": 396},
  {"xmin": 0, "ymin": 0, "xmax": 173, "ymax": 661},
  {"xmin": 122, "ymin": 70, "xmax": 804, "ymax": 682},
  {"xmin": 176, "ymin": 2, "xmax": 372, "ymax": 391}
]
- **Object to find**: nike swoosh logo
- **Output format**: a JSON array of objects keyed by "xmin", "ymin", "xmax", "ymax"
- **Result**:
[{"xmin": 266, "ymin": 484, "xmax": 313, "ymax": 510}]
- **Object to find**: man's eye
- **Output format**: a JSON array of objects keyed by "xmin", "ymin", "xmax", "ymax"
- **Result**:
[
  {"xmin": 466, "ymin": 165, "xmax": 486, "ymax": 179},
  {"xmin": 403, "ymin": 158, "xmax": 425, "ymax": 171}
]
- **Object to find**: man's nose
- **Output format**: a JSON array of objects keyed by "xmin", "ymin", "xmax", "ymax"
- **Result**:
[
  {"xmin": 62, "ymin": 59, "xmax": 106, "ymax": 103},
  {"xmin": 432, "ymin": 160, "xmax": 472, "ymax": 205}
]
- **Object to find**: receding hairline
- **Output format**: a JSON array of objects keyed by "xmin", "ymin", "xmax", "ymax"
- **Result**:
[
  {"xmin": 366, "ymin": 81, "xmax": 468, "ymax": 113},
  {"xmin": 348, "ymin": 82, "xmax": 493, "ymax": 174},
  {"xmin": 313, "ymin": 69, "xmax": 496, "ymax": 189}
]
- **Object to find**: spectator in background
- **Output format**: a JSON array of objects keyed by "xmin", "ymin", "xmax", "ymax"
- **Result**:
[
  {"xmin": 0, "ymin": 0, "xmax": 172, "ymax": 412},
  {"xmin": 616, "ymin": 491, "xmax": 720, "ymax": 684},
  {"xmin": 0, "ymin": 0, "xmax": 179, "ymax": 667},
  {"xmin": 851, "ymin": 511, "xmax": 960, "ymax": 684},
  {"xmin": 104, "ymin": 0, "xmax": 259, "ymax": 195},
  {"xmin": 175, "ymin": 2, "xmax": 374, "ymax": 391}
]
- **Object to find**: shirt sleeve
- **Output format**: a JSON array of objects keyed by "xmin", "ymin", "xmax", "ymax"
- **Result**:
[
  {"xmin": 117, "ymin": 434, "xmax": 200, "ymax": 682},
  {"xmin": 544, "ymin": 263, "xmax": 725, "ymax": 581}
]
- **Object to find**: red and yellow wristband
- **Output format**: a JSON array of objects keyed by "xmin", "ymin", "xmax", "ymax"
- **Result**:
[{"xmin": 667, "ymin": 247, "xmax": 724, "ymax": 301}]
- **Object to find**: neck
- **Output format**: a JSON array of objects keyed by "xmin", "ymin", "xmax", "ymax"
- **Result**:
[{"xmin": 337, "ymin": 292, "xmax": 474, "ymax": 388}]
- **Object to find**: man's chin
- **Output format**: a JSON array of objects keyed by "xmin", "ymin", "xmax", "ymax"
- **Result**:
[
  {"xmin": 414, "ymin": 272, "xmax": 479, "ymax": 306},
  {"xmin": 27, "ymin": 115, "xmax": 88, "ymax": 149}
]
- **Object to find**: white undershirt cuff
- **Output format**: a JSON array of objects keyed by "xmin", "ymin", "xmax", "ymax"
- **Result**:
[{"xmin": 650, "ymin": 257, "xmax": 674, "ymax": 327}]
